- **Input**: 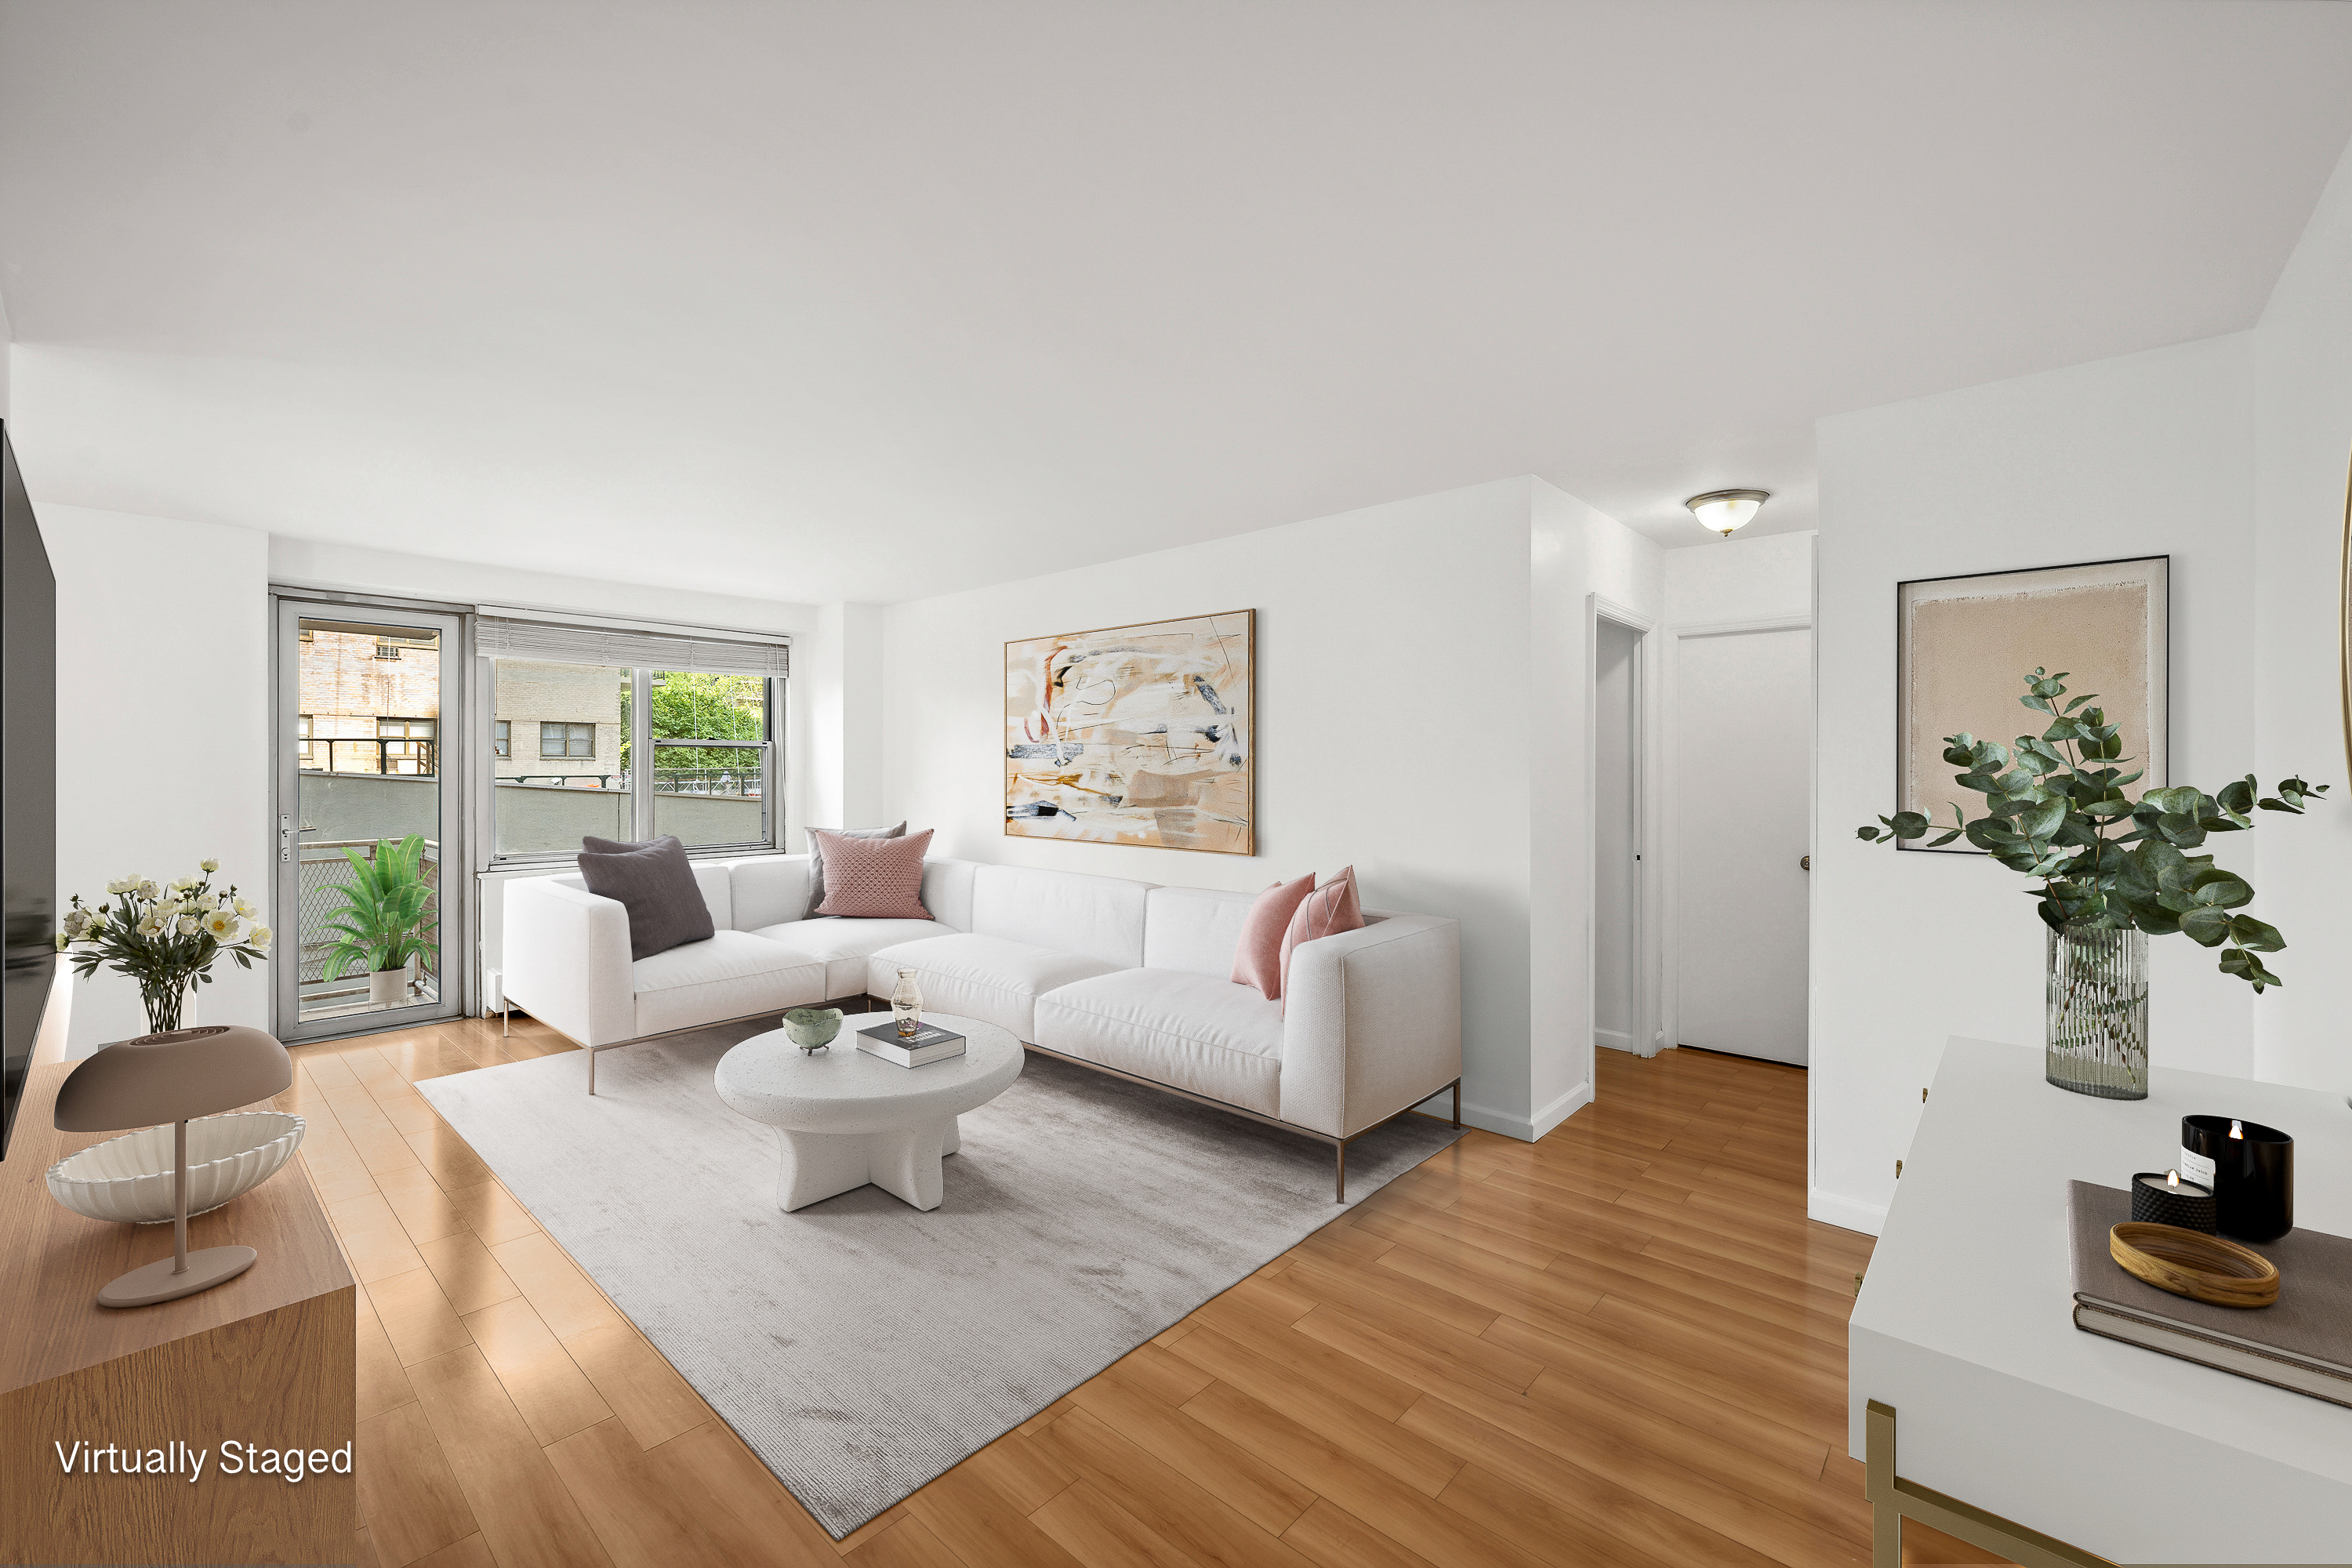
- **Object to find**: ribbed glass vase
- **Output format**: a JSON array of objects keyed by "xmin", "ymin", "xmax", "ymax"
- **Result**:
[{"xmin": 2045, "ymin": 921, "xmax": 2149, "ymax": 1099}]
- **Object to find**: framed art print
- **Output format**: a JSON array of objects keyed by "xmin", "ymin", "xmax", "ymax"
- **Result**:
[
  {"xmin": 1004, "ymin": 608, "xmax": 1254, "ymax": 855},
  {"xmin": 1896, "ymin": 556, "xmax": 2169, "ymax": 853}
]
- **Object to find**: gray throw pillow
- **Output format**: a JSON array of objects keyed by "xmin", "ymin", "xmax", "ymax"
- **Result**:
[
  {"xmin": 576, "ymin": 834, "xmax": 716, "ymax": 960},
  {"xmin": 804, "ymin": 821, "xmax": 906, "ymax": 919}
]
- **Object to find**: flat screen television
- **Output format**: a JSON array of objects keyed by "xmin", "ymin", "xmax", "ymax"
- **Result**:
[{"xmin": 2, "ymin": 419, "xmax": 56, "ymax": 1160}]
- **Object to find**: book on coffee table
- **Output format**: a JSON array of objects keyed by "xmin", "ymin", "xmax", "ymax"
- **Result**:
[
  {"xmin": 2066, "ymin": 1179, "xmax": 2352, "ymax": 1408},
  {"xmin": 856, "ymin": 1020, "xmax": 967, "ymax": 1067}
]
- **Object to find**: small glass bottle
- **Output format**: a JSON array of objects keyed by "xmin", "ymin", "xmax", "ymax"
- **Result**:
[{"xmin": 891, "ymin": 968, "xmax": 924, "ymax": 1039}]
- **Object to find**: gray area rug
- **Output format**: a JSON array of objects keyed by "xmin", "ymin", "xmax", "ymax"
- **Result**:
[{"xmin": 416, "ymin": 1018, "xmax": 1460, "ymax": 1537}]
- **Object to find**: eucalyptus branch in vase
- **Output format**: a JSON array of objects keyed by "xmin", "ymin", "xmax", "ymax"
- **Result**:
[{"xmin": 1857, "ymin": 669, "xmax": 2326, "ymax": 1097}]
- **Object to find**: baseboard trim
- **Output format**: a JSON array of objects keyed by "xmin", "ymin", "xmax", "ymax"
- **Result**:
[
  {"xmin": 1808, "ymin": 1186, "xmax": 1887, "ymax": 1237},
  {"xmin": 1530, "ymin": 1079, "xmax": 1592, "ymax": 1141},
  {"xmin": 1593, "ymin": 1028, "xmax": 1635, "ymax": 1054},
  {"xmin": 1441, "ymin": 1078, "xmax": 1594, "ymax": 1145}
]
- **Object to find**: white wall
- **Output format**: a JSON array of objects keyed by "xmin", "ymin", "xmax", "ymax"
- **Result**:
[
  {"xmin": 42, "ymin": 504, "xmax": 273, "ymax": 1052},
  {"xmin": 2252, "ymin": 132, "xmax": 2352, "ymax": 1094},
  {"xmin": 802, "ymin": 602, "xmax": 887, "ymax": 841},
  {"xmin": 1812, "ymin": 333, "xmax": 2259, "ymax": 1232},
  {"xmin": 879, "ymin": 476, "xmax": 1659, "ymax": 1139},
  {"xmin": 1665, "ymin": 529, "xmax": 1814, "ymax": 627},
  {"xmin": 1531, "ymin": 481, "xmax": 1664, "ymax": 1121}
]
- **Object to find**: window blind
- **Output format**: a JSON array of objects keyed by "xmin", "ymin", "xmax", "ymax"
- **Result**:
[{"xmin": 475, "ymin": 615, "xmax": 789, "ymax": 677}]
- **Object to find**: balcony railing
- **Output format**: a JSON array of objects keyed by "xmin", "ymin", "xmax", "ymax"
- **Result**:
[
  {"xmin": 299, "ymin": 739, "xmax": 437, "ymax": 777},
  {"xmin": 495, "ymin": 768, "xmax": 762, "ymax": 797},
  {"xmin": 296, "ymin": 837, "xmax": 441, "ymax": 1000}
]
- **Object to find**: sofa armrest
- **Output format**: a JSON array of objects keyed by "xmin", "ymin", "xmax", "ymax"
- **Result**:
[
  {"xmin": 503, "ymin": 877, "xmax": 637, "ymax": 1047},
  {"xmin": 1278, "ymin": 913, "xmax": 1463, "ymax": 1138}
]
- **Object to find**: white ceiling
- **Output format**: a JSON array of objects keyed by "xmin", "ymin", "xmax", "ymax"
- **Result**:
[{"xmin": 4, "ymin": 1, "xmax": 2350, "ymax": 603}]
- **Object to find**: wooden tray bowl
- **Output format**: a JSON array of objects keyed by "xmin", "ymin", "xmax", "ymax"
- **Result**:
[{"xmin": 2110, "ymin": 1222, "xmax": 2279, "ymax": 1308}]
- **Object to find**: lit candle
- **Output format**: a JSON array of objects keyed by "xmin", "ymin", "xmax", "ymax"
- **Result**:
[
  {"xmin": 2181, "ymin": 1115, "xmax": 2294, "ymax": 1242},
  {"xmin": 2129, "ymin": 1168, "xmax": 2218, "ymax": 1232}
]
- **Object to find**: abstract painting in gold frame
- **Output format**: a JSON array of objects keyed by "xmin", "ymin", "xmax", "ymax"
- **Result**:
[
  {"xmin": 1897, "ymin": 557, "xmax": 2169, "ymax": 853},
  {"xmin": 1004, "ymin": 609, "xmax": 1254, "ymax": 855}
]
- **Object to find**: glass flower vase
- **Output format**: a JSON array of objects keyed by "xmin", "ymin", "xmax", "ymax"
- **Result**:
[
  {"xmin": 2045, "ymin": 922, "xmax": 2148, "ymax": 1099},
  {"xmin": 890, "ymin": 968, "xmax": 924, "ymax": 1040}
]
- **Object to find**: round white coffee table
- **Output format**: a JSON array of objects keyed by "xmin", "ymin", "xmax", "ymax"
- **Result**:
[{"xmin": 712, "ymin": 1011, "xmax": 1023, "ymax": 1212}]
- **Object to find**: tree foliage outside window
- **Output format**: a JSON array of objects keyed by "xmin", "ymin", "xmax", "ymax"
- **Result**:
[{"xmin": 619, "ymin": 671, "xmax": 767, "ymax": 774}]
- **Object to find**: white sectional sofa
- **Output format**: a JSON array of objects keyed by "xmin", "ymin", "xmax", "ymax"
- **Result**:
[{"xmin": 503, "ymin": 855, "xmax": 1462, "ymax": 1194}]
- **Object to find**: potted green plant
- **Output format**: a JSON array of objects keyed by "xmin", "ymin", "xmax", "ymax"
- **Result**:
[
  {"xmin": 57, "ymin": 859, "xmax": 273, "ymax": 1036},
  {"xmin": 321, "ymin": 834, "xmax": 439, "ymax": 1007},
  {"xmin": 1858, "ymin": 669, "xmax": 2326, "ymax": 1099}
]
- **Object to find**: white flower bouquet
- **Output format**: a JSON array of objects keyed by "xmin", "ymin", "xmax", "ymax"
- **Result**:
[{"xmin": 58, "ymin": 858, "xmax": 272, "ymax": 1036}]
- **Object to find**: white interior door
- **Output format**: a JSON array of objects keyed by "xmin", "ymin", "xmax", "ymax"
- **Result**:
[
  {"xmin": 1592, "ymin": 620, "xmax": 1640, "ymax": 1054},
  {"xmin": 1675, "ymin": 625, "xmax": 1809, "ymax": 1064}
]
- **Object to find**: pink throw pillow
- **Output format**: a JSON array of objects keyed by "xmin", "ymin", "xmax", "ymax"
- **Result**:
[
  {"xmin": 811, "ymin": 828, "xmax": 934, "ymax": 918},
  {"xmin": 1232, "ymin": 872, "xmax": 1317, "ymax": 1000},
  {"xmin": 1279, "ymin": 866, "xmax": 1367, "ymax": 1004}
]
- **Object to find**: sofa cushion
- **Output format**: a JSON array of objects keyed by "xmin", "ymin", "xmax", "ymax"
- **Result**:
[
  {"xmin": 1142, "ymin": 884, "xmax": 1260, "ymax": 978},
  {"xmin": 811, "ymin": 828, "xmax": 934, "ymax": 918},
  {"xmin": 866, "ymin": 933, "xmax": 1115, "ymax": 1040},
  {"xmin": 803, "ymin": 822, "xmax": 905, "ymax": 919},
  {"xmin": 746, "ymin": 916, "xmax": 957, "ymax": 999},
  {"xmin": 1033, "ymin": 968, "xmax": 1283, "ymax": 1117},
  {"xmin": 728, "ymin": 856, "xmax": 812, "ymax": 931},
  {"xmin": 631, "ymin": 930, "xmax": 825, "ymax": 1037},
  {"xmin": 1280, "ymin": 866, "xmax": 1365, "ymax": 1004},
  {"xmin": 576, "ymin": 835, "xmax": 718, "ymax": 960},
  {"xmin": 970, "ymin": 864, "xmax": 1152, "ymax": 970},
  {"xmin": 1231, "ymin": 875, "xmax": 1316, "ymax": 1000}
]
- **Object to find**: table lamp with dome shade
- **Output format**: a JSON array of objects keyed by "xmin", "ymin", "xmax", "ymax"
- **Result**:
[{"xmin": 52, "ymin": 1024, "xmax": 294, "ymax": 1308}]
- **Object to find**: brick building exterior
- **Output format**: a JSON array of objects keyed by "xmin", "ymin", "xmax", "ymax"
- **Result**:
[
  {"xmin": 491, "ymin": 659, "xmax": 624, "ymax": 783},
  {"xmin": 296, "ymin": 626, "xmax": 444, "ymax": 775},
  {"xmin": 296, "ymin": 633, "xmax": 623, "ymax": 784}
]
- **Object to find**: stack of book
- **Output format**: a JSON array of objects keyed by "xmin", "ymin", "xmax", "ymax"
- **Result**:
[
  {"xmin": 857, "ymin": 1020, "xmax": 967, "ymax": 1068},
  {"xmin": 2067, "ymin": 1179, "xmax": 2351, "ymax": 1407}
]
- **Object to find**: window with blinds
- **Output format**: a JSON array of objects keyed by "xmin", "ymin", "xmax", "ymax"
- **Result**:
[
  {"xmin": 480, "ymin": 614, "xmax": 787, "ymax": 860},
  {"xmin": 474, "ymin": 615, "xmax": 789, "ymax": 678}
]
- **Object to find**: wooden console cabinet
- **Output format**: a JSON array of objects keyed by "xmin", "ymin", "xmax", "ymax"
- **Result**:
[{"xmin": 2, "ymin": 1059, "xmax": 355, "ymax": 1566}]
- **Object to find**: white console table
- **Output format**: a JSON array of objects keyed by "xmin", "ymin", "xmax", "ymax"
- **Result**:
[{"xmin": 1849, "ymin": 1037, "xmax": 2352, "ymax": 1566}]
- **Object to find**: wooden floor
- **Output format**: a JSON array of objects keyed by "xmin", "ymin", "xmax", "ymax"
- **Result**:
[{"xmin": 285, "ymin": 1018, "xmax": 2006, "ymax": 1568}]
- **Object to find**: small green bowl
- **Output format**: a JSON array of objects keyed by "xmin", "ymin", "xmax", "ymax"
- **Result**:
[{"xmin": 783, "ymin": 1007, "xmax": 844, "ymax": 1052}]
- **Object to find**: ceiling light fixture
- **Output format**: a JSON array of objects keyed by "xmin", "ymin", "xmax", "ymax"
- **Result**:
[{"xmin": 1685, "ymin": 488, "xmax": 1769, "ymax": 537}]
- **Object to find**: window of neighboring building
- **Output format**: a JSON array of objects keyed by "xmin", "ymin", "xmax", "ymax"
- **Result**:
[
  {"xmin": 492, "ymin": 720, "xmax": 510, "ymax": 758},
  {"xmin": 296, "ymin": 714, "xmax": 313, "ymax": 765},
  {"xmin": 378, "ymin": 717, "xmax": 437, "ymax": 775},
  {"xmin": 541, "ymin": 721, "xmax": 596, "ymax": 759}
]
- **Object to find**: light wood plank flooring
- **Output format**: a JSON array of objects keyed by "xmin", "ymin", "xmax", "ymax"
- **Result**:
[{"xmin": 283, "ymin": 1018, "xmax": 2004, "ymax": 1568}]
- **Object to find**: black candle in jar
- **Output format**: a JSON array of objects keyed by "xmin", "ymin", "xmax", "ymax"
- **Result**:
[
  {"xmin": 2129, "ymin": 1170, "xmax": 2218, "ymax": 1232},
  {"xmin": 2181, "ymin": 1115, "xmax": 2294, "ymax": 1243}
]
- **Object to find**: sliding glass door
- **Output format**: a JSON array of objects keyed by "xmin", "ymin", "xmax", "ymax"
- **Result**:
[{"xmin": 273, "ymin": 598, "xmax": 467, "ymax": 1041}]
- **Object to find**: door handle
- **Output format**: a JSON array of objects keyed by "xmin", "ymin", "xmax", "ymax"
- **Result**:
[{"xmin": 1800, "ymin": 855, "xmax": 1811, "ymax": 871}]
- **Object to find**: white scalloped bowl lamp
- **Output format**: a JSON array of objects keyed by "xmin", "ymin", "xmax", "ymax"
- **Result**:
[
  {"xmin": 1686, "ymin": 488, "xmax": 1769, "ymax": 536},
  {"xmin": 46, "ymin": 1111, "xmax": 305, "ymax": 1224}
]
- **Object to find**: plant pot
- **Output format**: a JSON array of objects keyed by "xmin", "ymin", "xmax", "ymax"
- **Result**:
[
  {"xmin": 368, "ymin": 966, "xmax": 412, "ymax": 1007},
  {"xmin": 2046, "ymin": 921, "xmax": 2148, "ymax": 1099}
]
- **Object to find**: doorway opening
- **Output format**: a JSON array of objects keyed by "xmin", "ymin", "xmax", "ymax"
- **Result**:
[
  {"xmin": 1593, "ymin": 615, "xmax": 1646, "ymax": 1058},
  {"xmin": 273, "ymin": 597, "xmax": 470, "ymax": 1042}
]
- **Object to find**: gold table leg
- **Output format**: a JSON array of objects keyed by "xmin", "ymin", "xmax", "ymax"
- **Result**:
[{"xmin": 1864, "ymin": 1400, "xmax": 2116, "ymax": 1568}]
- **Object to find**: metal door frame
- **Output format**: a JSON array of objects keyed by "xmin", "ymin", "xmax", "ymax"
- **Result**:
[{"xmin": 271, "ymin": 593, "xmax": 471, "ymax": 1043}]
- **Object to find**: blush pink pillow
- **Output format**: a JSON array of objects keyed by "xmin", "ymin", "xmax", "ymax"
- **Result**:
[
  {"xmin": 1232, "ymin": 872, "xmax": 1317, "ymax": 1000},
  {"xmin": 810, "ymin": 828, "xmax": 934, "ymax": 918},
  {"xmin": 1279, "ymin": 866, "xmax": 1367, "ymax": 1005}
]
